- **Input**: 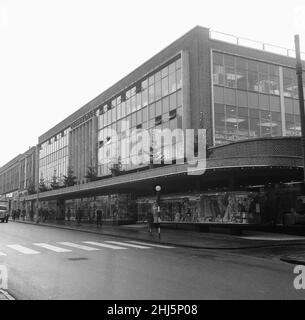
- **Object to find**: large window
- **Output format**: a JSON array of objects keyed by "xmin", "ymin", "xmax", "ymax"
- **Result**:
[
  {"xmin": 98, "ymin": 56, "xmax": 183, "ymax": 176},
  {"xmin": 137, "ymin": 192, "xmax": 262, "ymax": 224},
  {"xmin": 213, "ymin": 52, "xmax": 302, "ymax": 145},
  {"xmin": 39, "ymin": 129, "xmax": 70, "ymax": 187}
]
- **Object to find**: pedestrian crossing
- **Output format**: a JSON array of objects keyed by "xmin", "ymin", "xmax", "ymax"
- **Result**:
[
  {"xmin": 105, "ymin": 241, "xmax": 151, "ymax": 249},
  {"xmin": 83, "ymin": 241, "xmax": 127, "ymax": 250},
  {"xmin": 34, "ymin": 243, "xmax": 72, "ymax": 253},
  {"xmin": 7, "ymin": 244, "xmax": 40, "ymax": 255},
  {"xmin": 58, "ymin": 242, "xmax": 101, "ymax": 252},
  {"xmin": 128, "ymin": 241, "xmax": 175, "ymax": 249},
  {"xmin": 0, "ymin": 240, "xmax": 175, "ymax": 256}
]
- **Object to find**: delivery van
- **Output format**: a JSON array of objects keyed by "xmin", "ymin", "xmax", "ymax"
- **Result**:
[{"xmin": 0, "ymin": 200, "xmax": 9, "ymax": 223}]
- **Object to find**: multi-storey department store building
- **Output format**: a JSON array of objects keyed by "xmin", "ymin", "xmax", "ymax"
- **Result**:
[
  {"xmin": 13, "ymin": 26, "xmax": 305, "ymax": 226},
  {"xmin": 0, "ymin": 147, "xmax": 36, "ymax": 212}
]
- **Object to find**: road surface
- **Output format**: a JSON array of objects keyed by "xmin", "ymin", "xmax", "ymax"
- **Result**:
[{"xmin": 0, "ymin": 222, "xmax": 304, "ymax": 300}]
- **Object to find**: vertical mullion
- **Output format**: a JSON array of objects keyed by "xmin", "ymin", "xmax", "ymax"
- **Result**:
[{"xmin": 279, "ymin": 66, "xmax": 286, "ymax": 136}]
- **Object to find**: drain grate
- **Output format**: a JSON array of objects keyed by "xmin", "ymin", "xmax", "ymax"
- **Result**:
[{"xmin": 68, "ymin": 257, "xmax": 88, "ymax": 261}]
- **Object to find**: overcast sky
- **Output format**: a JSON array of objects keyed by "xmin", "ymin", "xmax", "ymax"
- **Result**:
[{"xmin": 0, "ymin": 0, "xmax": 305, "ymax": 167}]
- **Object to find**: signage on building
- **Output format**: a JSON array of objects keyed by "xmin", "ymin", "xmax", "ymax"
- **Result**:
[{"xmin": 71, "ymin": 110, "xmax": 95, "ymax": 130}]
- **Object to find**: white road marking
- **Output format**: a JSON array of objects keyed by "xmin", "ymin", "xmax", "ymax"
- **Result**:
[
  {"xmin": 0, "ymin": 289, "xmax": 15, "ymax": 300},
  {"xmin": 58, "ymin": 242, "xmax": 101, "ymax": 251},
  {"xmin": 0, "ymin": 252, "xmax": 6, "ymax": 256},
  {"xmin": 33, "ymin": 243, "xmax": 72, "ymax": 253},
  {"xmin": 127, "ymin": 241, "xmax": 175, "ymax": 249},
  {"xmin": 83, "ymin": 241, "xmax": 127, "ymax": 250},
  {"xmin": 7, "ymin": 245, "xmax": 40, "ymax": 255},
  {"xmin": 105, "ymin": 241, "xmax": 151, "ymax": 249}
]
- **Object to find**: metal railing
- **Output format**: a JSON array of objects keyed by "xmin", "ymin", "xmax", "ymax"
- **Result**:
[{"xmin": 210, "ymin": 30, "xmax": 305, "ymax": 61}]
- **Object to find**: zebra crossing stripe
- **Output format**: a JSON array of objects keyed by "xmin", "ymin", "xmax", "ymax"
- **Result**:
[
  {"xmin": 127, "ymin": 241, "xmax": 175, "ymax": 249},
  {"xmin": 3, "ymin": 240, "xmax": 174, "ymax": 256},
  {"xmin": 83, "ymin": 241, "xmax": 127, "ymax": 250},
  {"xmin": 7, "ymin": 245, "xmax": 40, "ymax": 255},
  {"xmin": 58, "ymin": 242, "xmax": 101, "ymax": 251},
  {"xmin": 105, "ymin": 241, "xmax": 151, "ymax": 249},
  {"xmin": 34, "ymin": 243, "xmax": 72, "ymax": 253}
]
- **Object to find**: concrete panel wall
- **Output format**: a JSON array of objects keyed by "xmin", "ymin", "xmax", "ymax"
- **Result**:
[{"xmin": 69, "ymin": 116, "xmax": 98, "ymax": 184}]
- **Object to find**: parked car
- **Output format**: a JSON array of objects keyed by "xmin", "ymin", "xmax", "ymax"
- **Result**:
[{"xmin": 0, "ymin": 201, "xmax": 9, "ymax": 223}]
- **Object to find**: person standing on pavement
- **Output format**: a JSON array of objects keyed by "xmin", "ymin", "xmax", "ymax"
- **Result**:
[
  {"xmin": 76, "ymin": 207, "xmax": 83, "ymax": 225},
  {"xmin": 155, "ymin": 211, "xmax": 162, "ymax": 239},
  {"xmin": 29, "ymin": 208, "xmax": 34, "ymax": 221},
  {"xmin": 21, "ymin": 208, "xmax": 26, "ymax": 221},
  {"xmin": 76, "ymin": 207, "xmax": 80, "ymax": 225},
  {"xmin": 112, "ymin": 208, "xmax": 119, "ymax": 225},
  {"xmin": 96, "ymin": 209, "xmax": 102, "ymax": 227},
  {"xmin": 88, "ymin": 207, "xmax": 92, "ymax": 223},
  {"xmin": 37, "ymin": 207, "xmax": 42, "ymax": 224},
  {"xmin": 66, "ymin": 207, "xmax": 71, "ymax": 222},
  {"xmin": 147, "ymin": 211, "xmax": 154, "ymax": 234}
]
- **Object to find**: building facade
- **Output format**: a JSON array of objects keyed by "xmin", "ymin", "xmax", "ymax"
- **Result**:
[
  {"xmin": 0, "ymin": 147, "xmax": 36, "ymax": 213},
  {"xmin": 7, "ymin": 26, "xmax": 305, "ymax": 227}
]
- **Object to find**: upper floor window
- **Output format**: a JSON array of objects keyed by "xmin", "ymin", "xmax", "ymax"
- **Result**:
[{"xmin": 213, "ymin": 52, "xmax": 280, "ymax": 96}]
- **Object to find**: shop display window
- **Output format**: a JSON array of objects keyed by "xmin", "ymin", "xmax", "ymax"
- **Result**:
[{"xmin": 137, "ymin": 192, "xmax": 262, "ymax": 224}]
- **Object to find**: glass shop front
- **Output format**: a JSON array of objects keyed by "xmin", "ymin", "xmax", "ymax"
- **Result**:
[
  {"xmin": 31, "ymin": 183, "xmax": 305, "ymax": 227},
  {"xmin": 64, "ymin": 194, "xmax": 137, "ymax": 223},
  {"xmin": 137, "ymin": 185, "xmax": 305, "ymax": 226},
  {"xmin": 137, "ymin": 192, "xmax": 262, "ymax": 224}
]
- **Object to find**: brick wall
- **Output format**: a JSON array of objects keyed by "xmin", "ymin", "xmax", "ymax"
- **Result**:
[{"xmin": 209, "ymin": 137, "xmax": 302, "ymax": 160}]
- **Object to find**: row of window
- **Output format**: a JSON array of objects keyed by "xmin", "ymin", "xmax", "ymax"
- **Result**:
[
  {"xmin": 39, "ymin": 128, "xmax": 70, "ymax": 186},
  {"xmin": 98, "ymin": 82, "xmax": 182, "ymax": 128},
  {"xmin": 213, "ymin": 52, "xmax": 303, "ymax": 98},
  {"xmin": 38, "ymin": 58, "xmax": 183, "ymax": 180},
  {"xmin": 98, "ymin": 112, "xmax": 183, "ymax": 176},
  {"xmin": 213, "ymin": 52, "xmax": 305, "ymax": 146},
  {"xmin": 98, "ymin": 139, "xmax": 184, "ymax": 176},
  {"xmin": 98, "ymin": 90, "xmax": 182, "ymax": 129},
  {"xmin": 214, "ymin": 87, "xmax": 283, "ymax": 112},
  {"xmin": 215, "ymin": 87, "xmax": 303, "ymax": 116},
  {"xmin": 96, "ymin": 57, "xmax": 184, "ymax": 178},
  {"xmin": 98, "ymin": 107, "xmax": 182, "ymax": 146},
  {"xmin": 39, "ymin": 144, "xmax": 69, "ymax": 185},
  {"xmin": 40, "ymin": 157, "xmax": 69, "ymax": 186},
  {"xmin": 0, "ymin": 167, "xmax": 20, "ymax": 193},
  {"xmin": 214, "ymin": 103, "xmax": 301, "ymax": 145},
  {"xmin": 40, "ymin": 133, "xmax": 69, "ymax": 160},
  {"xmin": 99, "ymin": 58, "xmax": 181, "ymax": 114},
  {"xmin": 39, "ymin": 147, "xmax": 69, "ymax": 167}
]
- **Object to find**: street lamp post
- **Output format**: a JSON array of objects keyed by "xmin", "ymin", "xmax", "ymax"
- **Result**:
[
  {"xmin": 36, "ymin": 144, "xmax": 41, "ymax": 223},
  {"xmin": 155, "ymin": 185, "xmax": 161, "ymax": 239},
  {"xmin": 294, "ymin": 35, "xmax": 305, "ymax": 189}
]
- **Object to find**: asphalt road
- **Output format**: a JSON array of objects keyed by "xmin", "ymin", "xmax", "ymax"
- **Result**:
[{"xmin": 0, "ymin": 222, "xmax": 304, "ymax": 300}]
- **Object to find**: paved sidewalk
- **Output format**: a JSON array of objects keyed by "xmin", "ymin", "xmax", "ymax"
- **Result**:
[
  {"xmin": 10, "ymin": 219, "xmax": 305, "ymax": 250},
  {"xmin": 281, "ymin": 254, "xmax": 305, "ymax": 266}
]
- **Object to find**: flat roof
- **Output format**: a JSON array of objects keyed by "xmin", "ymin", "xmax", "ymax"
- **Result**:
[
  {"xmin": 38, "ymin": 25, "xmax": 304, "ymax": 144},
  {"xmin": 38, "ymin": 25, "xmax": 208, "ymax": 144},
  {"xmin": 0, "ymin": 147, "xmax": 36, "ymax": 175}
]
